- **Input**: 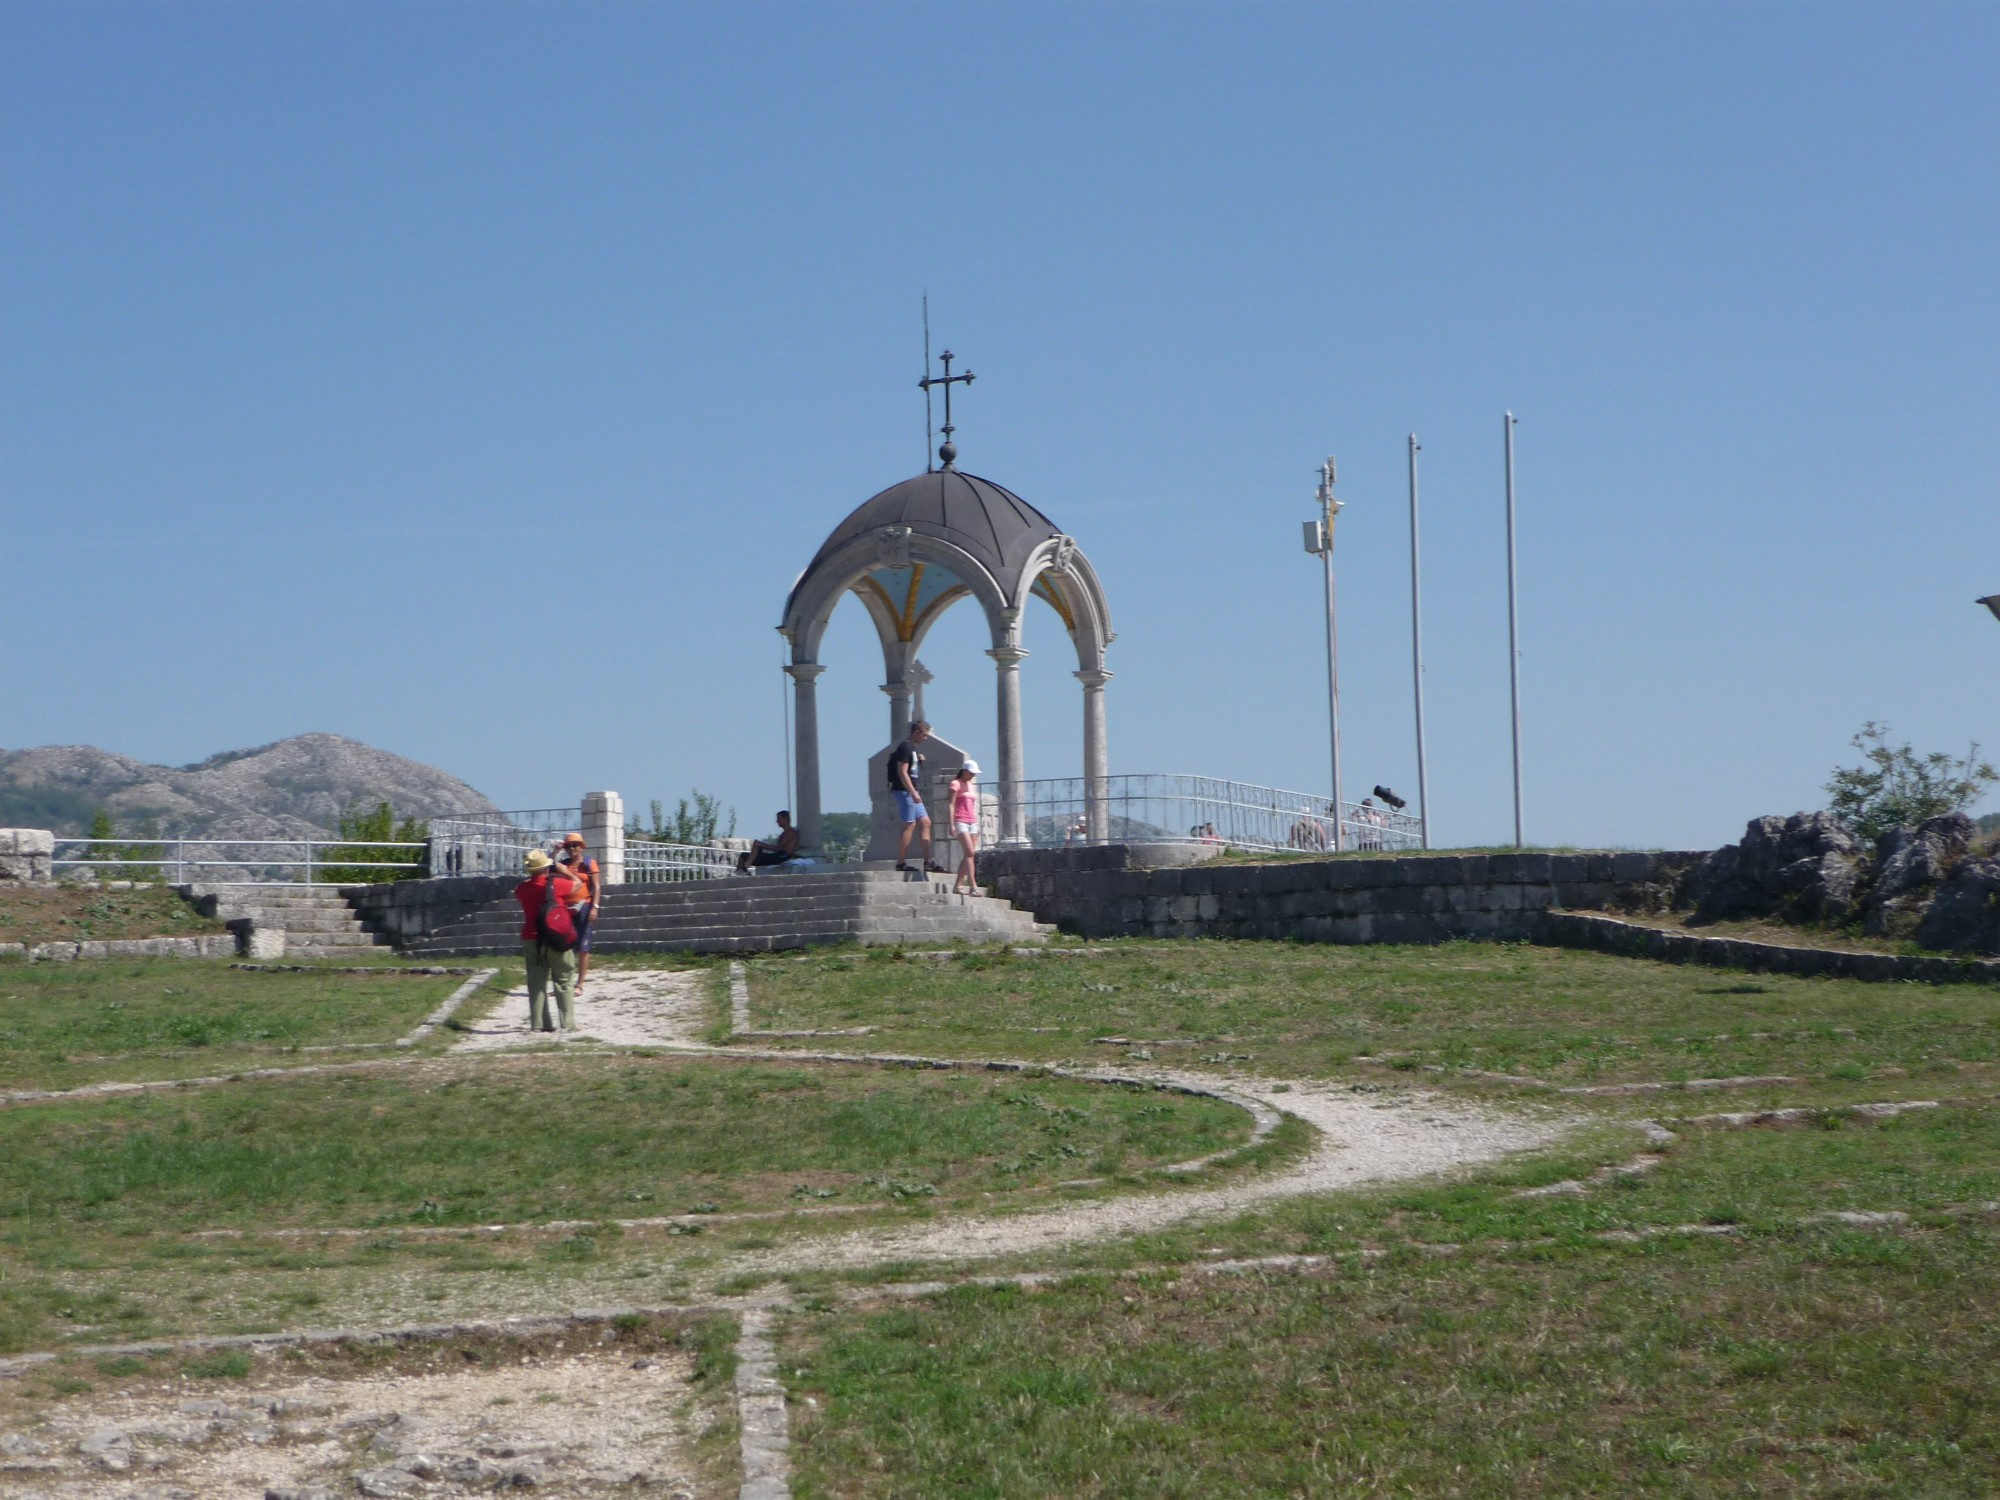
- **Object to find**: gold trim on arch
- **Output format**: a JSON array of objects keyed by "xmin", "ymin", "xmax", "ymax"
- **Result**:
[
  {"xmin": 1031, "ymin": 573, "xmax": 1077, "ymax": 632},
  {"xmin": 853, "ymin": 564, "xmax": 973, "ymax": 643}
]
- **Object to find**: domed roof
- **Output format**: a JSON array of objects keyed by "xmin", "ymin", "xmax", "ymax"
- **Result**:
[{"xmin": 792, "ymin": 468, "xmax": 1062, "ymax": 606}]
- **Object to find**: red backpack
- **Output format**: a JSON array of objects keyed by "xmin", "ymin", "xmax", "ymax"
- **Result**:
[{"xmin": 536, "ymin": 870, "xmax": 579, "ymax": 951}]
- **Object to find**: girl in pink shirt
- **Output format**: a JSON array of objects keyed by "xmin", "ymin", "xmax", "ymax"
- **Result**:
[{"xmin": 950, "ymin": 763, "xmax": 981, "ymax": 895}]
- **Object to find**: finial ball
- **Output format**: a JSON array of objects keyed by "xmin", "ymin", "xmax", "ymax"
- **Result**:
[{"xmin": 938, "ymin": 441, "xmax": 958, "ymax": 468}]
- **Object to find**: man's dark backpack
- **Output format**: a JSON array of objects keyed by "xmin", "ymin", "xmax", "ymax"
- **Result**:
[{"xmin": 537, "ymin": 866, "xmax": 580, "ymax": 951}]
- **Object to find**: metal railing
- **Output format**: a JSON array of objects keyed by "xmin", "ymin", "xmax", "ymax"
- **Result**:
[
  {"xmin": 50, "ymin": 837, "xmax": 426, "ymax": 886},
  {"xmin": 429, "ymin": 809, "xmax": 580, "ymax": 877},
  {"xmin": 1006, "ymin": 774, "xmax": 1424, "ymax": 854},
  {"xmin": 623, "ymin": 839, "xmax": 740, "ymax": 883}
]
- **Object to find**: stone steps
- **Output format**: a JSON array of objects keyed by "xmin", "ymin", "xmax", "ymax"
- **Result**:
[
  {"xmin": 177, "ymin": 882, "xmax": 393, "ymax": 958},
  {"xmin": 403, "ymin": 869, "xmax": 1051, "ymax": 957}
]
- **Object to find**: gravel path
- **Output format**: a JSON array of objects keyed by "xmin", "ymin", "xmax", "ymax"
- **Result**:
[
  {"xmin": 732, "ymin": 1072, "xmax": 1566, "ymax": 1276},
  {"xmin": 450, "ymin": 969, "xmax": 711, "ymax": 1052},
  {"xmin": 458, "ymin": 966, "xmax": 1571, "ymax": 1278}
]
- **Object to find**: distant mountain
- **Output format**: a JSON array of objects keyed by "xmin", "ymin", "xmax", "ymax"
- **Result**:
[{"xmin": 0, "ymin": 733, "xmax": 500, "ymax": 837}]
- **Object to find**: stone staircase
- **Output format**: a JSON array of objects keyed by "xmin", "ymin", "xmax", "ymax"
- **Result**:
[
  {"xmin": 403, "ymin": 867, "xmax": 1054, "ymax": 957},
  {"xmin": 180, "ymin": 884, "xmax": 394, "ymax": 960}
]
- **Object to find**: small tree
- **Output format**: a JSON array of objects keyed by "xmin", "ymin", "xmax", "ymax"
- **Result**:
[
  {"xmin": 819, "ymin": 811, "xmax": 871, "ymax": 863},
  {"xmin": 1825, "ymin": 722, "xmax": 1998, "ymax": 843},
  {"xmin": 628, "ymin": 792, "xmax": 737, "ymax": 845},
  {"xmin": 317, "ymin": 801, "xmax": 429, "ymax": 884}
]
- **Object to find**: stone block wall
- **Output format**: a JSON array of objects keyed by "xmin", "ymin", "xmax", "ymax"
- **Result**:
[
  {"xmin": 341, "ymin": 875, "xmax": 518, "ymax": 949},
  {"xmin": 980, "ymin": 847, "xmax": 1705, "ymax": 944},
  {"xmin": 0, "ymin": 829, "xmax": 55, "ymax": 883}
]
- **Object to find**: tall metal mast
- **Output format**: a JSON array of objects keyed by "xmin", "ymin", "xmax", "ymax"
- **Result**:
[
  {"xmin": 1504, "ymin": 413, "xmax": 1524, "ymax": 847},
  {"xmin": 1409, "ymin": 434, "xmax": 1431, "ymax": 849},
  {"xmin": 1305, "ymin": 458, "xmax": 1345, "ymax": 850}
]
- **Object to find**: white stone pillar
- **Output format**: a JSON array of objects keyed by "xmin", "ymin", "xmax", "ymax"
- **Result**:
[
  {"xmin": 581, "ymin": 791, "xmax": 625, "ymax": 885},
  {"xmin": 787, "ymin": 663, "xmax": 826, "ymax": 854},
  {"xmin": 881, "ymin": 681, "xmax": 912, "ymax": 744},
  {"xmin": 1075, "ymin": 668, "xmax": 1113, "ymax": 843},
  {"xmin": 988, "ymin": 644, "xmax": 1029, "ymax": 846}
]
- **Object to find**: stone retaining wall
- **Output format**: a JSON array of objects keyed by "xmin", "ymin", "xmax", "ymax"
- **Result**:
[
  {"xmin": 0, "ymin": 935, "xmax": 237, "ymax": 962},
  {"xmin": 1537, "ymin": 910, "xmax": 2000, "ymax": 985},
  {"xmin": 980, "ymin": 847, "xmax": 1704, "ymax": 944},
  {"xmin": 340, "ymin": 875, "xmax": 519, "ymax": 950}
]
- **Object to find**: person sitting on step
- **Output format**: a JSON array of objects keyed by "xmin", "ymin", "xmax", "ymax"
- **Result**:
[{"xmin": 737, "ymin": 810, "xmax": 800, "ymax": 873}]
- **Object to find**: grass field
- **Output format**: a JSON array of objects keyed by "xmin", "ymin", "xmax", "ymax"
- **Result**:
[
  {"xmin": 0, "ymin": 959, "xmax": 479, "ymax": 1090},
  {"xmin": 785, "ymin": 1105, "xmax": 2000, "ymax": 1497},
  {"xmin": 738, "ymin": 941, "xmax": 2000, "ymax": 1105},
  {"xmin": 0, "ymin": 1052, "xmax": 1251, "ymax": 1352},
  {"xmin": 7, "ymin": 933, "xmax": 2000, "ymax": 1494},
  {"xmin": 0, "ymin": 883, "xmax": 224, "ymax": 945}
]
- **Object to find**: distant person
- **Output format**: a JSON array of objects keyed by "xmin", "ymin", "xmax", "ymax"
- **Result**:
[
  {"xmin": 889, "ymin": 719, "xmax": 945, "ymax": 872},
  {"xmin": 949, "ymin": 763, "xmax": 982, "ymax": 894},
  {"xmin": 1289, "ymin": 807, "xmax": 1330, "ymax": 851},
  {"xmin": 738, "ymin": 810, "xmax": 800, "ymax": 873},
  {"xmin": 515, "ymin": 849, "xmax": 581, "ymax": 1034},
  {"xmin": 1356, "ymin": 798, "xmax": 1385, "ymax": 852},
  {"xmin": 558, "ymin": 833, "xmax": 601, "ymax": 993}
]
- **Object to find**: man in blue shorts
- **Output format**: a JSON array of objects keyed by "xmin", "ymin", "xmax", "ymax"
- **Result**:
[{"xmin": 888, "ymin": 720, "xmax": 945, "ymax": 872}]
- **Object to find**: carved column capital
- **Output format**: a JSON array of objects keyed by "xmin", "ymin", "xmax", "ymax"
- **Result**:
[
  {"xmin": 1073, "ymin": 668, "xmax": 1113, "ymax": 688},
  {"xmin": 986, "ymin": 646, "xmax": 1029, "ymax": 667},
  {"xmin": 784, "ymin": 663, "xmax": 827, "ymax": 682}
]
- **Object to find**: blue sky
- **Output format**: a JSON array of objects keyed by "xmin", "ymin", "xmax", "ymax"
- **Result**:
[{"xmin": 4, "ymin": 1, "xmax": 1996, "ymax": 849}]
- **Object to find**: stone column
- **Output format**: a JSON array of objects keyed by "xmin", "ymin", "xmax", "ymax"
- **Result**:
[
  {"xmin": 988, "ymin": 644, "xmax": 1029, "ymax": 846},
  {"xmin": 787, "ymin": 663, "xmax": 827, "ymax": 854},
  {"xmin": 581, "ymin": 791, "xmax": 625, "ymax": 886},
  {"xmin": 1075, "ymin": 668, "xmax": 1113, "ymax": 843},
  {"xmin": 881, "ymin": 680, "xmax": 912, "ymax": 745}
]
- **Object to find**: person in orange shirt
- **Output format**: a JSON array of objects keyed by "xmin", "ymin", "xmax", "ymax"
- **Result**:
[{"xmin": 558, "ymin": 833, "xmax": 601, "ymax": 994}]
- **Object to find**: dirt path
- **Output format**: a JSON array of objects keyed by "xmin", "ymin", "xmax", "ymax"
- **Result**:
[{"xmin": 0, "ymin": 1347, "xmax": 703, "ymax": 1500}]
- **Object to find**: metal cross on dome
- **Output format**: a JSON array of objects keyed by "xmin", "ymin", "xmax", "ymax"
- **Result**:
[{"xmin": 919, "ymin": 349, "xmax": 975, "ymax": 470}]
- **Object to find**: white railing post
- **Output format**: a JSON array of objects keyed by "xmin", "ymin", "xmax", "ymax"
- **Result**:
[{"xmin": 582, "ymin": 791, "xmax": 625, "ymax": 886}]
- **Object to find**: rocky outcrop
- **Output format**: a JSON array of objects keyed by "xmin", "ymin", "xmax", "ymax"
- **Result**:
[
  {"xmin": 1863, "ymin": 813, "xmax": 1972, "ymax": 937},
  {"xmin": 1917, "ymin": 856, "xmax": 2000, "ymax": 954},
  {"xmin": 1683, "ymin": 811, "xmax": 1864, "ymax": 924},
  {"xmin": 0, "ymin": 734, "xmax": 498, "ymax": 838},
  {"xmin": 1682, "ymin": 807, "xmax": 2000, "ymax": 955}
]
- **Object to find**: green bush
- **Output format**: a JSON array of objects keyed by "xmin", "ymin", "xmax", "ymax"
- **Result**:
[
  {"xmin": 316, "ymin": 802, "xmax": 427, "ymax": 885},
  {"xmin": 87, "ymin": 808, "xmax": 168, "ymax": 880},
  {"xmin": 628, "ymin": 792, "xmax": 736, "ymax": 845},
  {"xmin": 1825, "ymin": 723, "xmax": 1997, "ymax": 843}
]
